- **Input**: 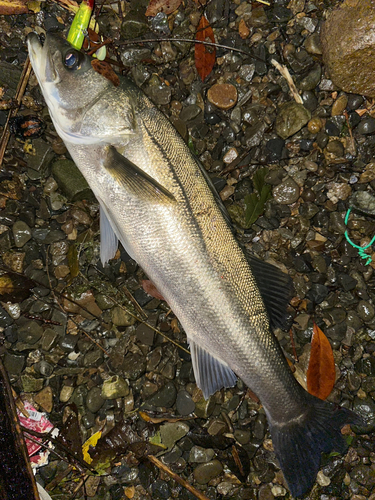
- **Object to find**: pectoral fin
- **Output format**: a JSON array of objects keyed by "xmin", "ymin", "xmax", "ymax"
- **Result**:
[
  {"xmin": 99, "ymin": 203, "xmax": 118, "ymax": 266},
  {"xmin": 189, "ymin": 340, "xmax": 237, "ymax": 399},
  {"xmin": 101, "ymin": 145, "xmax": 175, "ymax": 204}
]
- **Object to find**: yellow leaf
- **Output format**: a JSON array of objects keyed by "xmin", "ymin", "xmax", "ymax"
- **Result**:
[{"xmin": 82, "ymin": 430, "xmax": 102, "ymax": 464}]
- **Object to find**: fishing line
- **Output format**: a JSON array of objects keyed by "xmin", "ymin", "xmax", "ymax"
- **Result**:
[{"xmin": 344, "ymin": 207, "xmax": 375, "ymax": 265}]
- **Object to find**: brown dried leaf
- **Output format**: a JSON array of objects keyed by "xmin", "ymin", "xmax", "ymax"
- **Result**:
[
  {"xmin": 0, "ymin": 0, "xmax": 28, "ymax": 15},
  {"xmin": 195, "ymin": 15, "xmax": 216, "ymax": 82},
  {"xmin": 145, "ymin": 0, "xmax": 182, "ymax": 16},
  {"xmin": 0, "ymin": 272, "xmax": 34, "ymax": 302},
  {"xmin": 307, "ymin": 322, "xmax": 335, "ymax": 400},
  {"xmin": 91, "ymin": 60, "xmax": 120, "ymax": 87}
]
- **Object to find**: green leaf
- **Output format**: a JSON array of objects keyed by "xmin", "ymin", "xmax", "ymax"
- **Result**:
[
  {"xmin": 253, "ymin": 167, "xmax": 269, "ymax": 194},
  {"xmin": 244, "ymin": 184, "xmax": 271, "ymax": 227}
]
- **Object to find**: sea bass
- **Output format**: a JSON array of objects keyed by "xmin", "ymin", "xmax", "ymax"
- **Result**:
[{"xmin": 27, "ymin": 32, "xmax": 360, "ymax": 497}]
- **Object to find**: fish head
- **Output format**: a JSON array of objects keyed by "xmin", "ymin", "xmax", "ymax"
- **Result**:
[{"xmin": 27, "ymin": 32, "xmax": 136, "ymax": 145}]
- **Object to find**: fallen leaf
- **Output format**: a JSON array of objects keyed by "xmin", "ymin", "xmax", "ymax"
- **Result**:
[
  {"xmin": 195, "ymin": 15, "xmax": 216, "ymax": 82},
  {"xmin": 145, "ymin": 0, "xmax": 182, "ymax": 16},
  {"xmin": 0, "ymin": 272, "xmax": 34, "ymax": 302},
  {"xmin": 307, "ymin": 322, "xmax": 335, "ymax": 400},
  {"xmin": 244, "ymin": 168, "xmax": 272, "ymax": 227},
  {"xmin": 141, "ymin": 279, "xmax": 165, "ymax": 300},
  {"xmin": 82, "ymin": 431, "xmax": 102, "ymax": 464},
  {"xmin": 0, "ymin": 0, "xmax": 28, "ymax": 15}
]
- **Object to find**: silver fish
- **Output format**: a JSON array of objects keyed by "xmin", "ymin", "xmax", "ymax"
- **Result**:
[{"xmin": 27, "ymin": 32, "xmax": 360, "ymax": 497}]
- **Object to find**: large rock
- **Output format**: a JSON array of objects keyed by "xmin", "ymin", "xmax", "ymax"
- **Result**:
[{"xmin": 321, "ymin": 0, "xmax": 375, "ymax": 97}]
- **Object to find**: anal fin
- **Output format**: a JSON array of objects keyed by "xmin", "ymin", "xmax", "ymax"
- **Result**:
[
  {"xmin": 99, "ymin": 203, "xmax": 118, "ymax": 266},
  {"xmin": 189, "ymin": 341, "xmax": 237, "ymax": 399}
]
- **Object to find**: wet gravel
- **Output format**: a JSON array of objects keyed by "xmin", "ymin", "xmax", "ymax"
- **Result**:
[{"xmin": 1, "ymin": 0, "xmax": 375, "ymax": 499}]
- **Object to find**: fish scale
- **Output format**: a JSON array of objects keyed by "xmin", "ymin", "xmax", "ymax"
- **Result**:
[{"xmin": 27, "ymin": 31, "xmax": 362, "ymax": 497}]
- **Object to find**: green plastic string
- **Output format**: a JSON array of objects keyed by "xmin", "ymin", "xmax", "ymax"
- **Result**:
[{"xmin": 344, "ymin": 207, "xmax": 375, "ymax": 265}]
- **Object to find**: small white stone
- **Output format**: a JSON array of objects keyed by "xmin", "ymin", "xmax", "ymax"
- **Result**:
[
  {"xmin": 271, "ymin": 485, "xmax": 287, "ymax": 496},
  {"xmin": 317, "ymin": 470, "xmax": 331, "ymax": 487}
]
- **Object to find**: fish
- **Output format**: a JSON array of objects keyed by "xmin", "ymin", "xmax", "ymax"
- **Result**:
[{"xmin": 27, "ymin": 32, "xmax": 361, "ymax": 497}]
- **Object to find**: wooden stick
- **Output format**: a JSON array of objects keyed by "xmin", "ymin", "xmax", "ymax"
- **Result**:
[
  {"xmin": 148, "ymin": 455, "xmax": 211, "ymax": 500},
  {"xmin": 271, "ymin": 58, "xmax": 303, "ymax": 104},
  {"xmin": 0, "ymin": 57, "xmax": 32, "ymax": 166}
]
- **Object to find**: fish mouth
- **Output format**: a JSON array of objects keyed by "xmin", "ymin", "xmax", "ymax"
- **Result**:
[{"xmin": 27, "ymin": 32, "xmax": 62, "ymax": 85}]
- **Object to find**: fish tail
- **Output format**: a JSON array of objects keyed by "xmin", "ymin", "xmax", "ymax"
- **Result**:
[{"xmin": 268, "ymin": 395, "xmax": 362, "ymax": 498}]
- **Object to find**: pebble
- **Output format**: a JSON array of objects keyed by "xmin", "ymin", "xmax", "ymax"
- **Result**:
[
  {"xmin": 21, "ymin": 374, "xmax": 44, "ymax": 392},
  {"xmin": 357, "ymin": 300, "xmax": 375, "ymax": 322},
  {"xmin": 275, "ymin": 102, "xmax": 311, "ymax": 139},
  {"xmin": 356, "ymin": 117, "xmax": 375, "ymax": 135},
  {"xmin": 176, "ymin": 390, "xmax": 195, "ymax": 415},
  {"xmin": 160, "ymin": 421, "xmax": 189, "ymax": 449},
  {"xmin": 101, "ymin": 375, "xmax": 129, "ymax": 399},
  {"xmin": 273, "ymin": 177, "xmax": 300, "ymax": 204},
  {"xmin": 18, "ymin": 321, "xmax": 43, "ymax": 345},
  {"xmin": 189, "ymin": 446, "xmax": 215, "ymax": 463},
  {"xmin": 34, "ymin": 386, "xmax": 53, "ymax": 413},
  {"xmin": 304, "ymin": 32, "xmax": 322, "ymax": 55},
  {"xmin": 146, "ymin": 381, "xmax": 177, "ymax": 408},
  {"xmin": 60, "ymin": 385, "xmax": 74, "ymax": 403},
  {"xmin": 2, "ymin": 251, "xmax": 25, "ymax": 273},
  {"xmin": 86, "ymin": 386, "xmax": 105, "ymax": 413},
  {"xmin": 331, "ymin": 94, "xmax": 348, "ymax": 116},
  {"xmin": 41, "ymin": 328, "xmax": 59, "ymax": 351},
  {"xmin": 12, "ymin": 220, "xmax": 32, "ymax": 247},
  {"xmin": 151, "ymin": 480, "xmax": 170, "ymax": 500},
  {"xmin": 207, "ymin": 83, "xmax": 238, "ymax": 110},
  {"xmin": 307, "ymin": 117, "xmax": 323, "ymax": 133},
  {"xmin": 111, "ymin": 306, "xmax": 136, "ymax": 326},
  {"xmin": 51, "ymin": 159, "xmax": 94, "ymax": 202},
  {"xmin": 193, "ymin": 459, "xmax": 223, "ymax": 484},
  {"xmin": 194, "ymin": 396, "xmax": 215, "ymax": 418},
  {"xmin": 3, "ymin": 352, "xmax": 25, "ymax": 375}
]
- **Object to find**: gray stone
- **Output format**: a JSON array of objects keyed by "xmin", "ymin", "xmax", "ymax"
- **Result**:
[
  {"xmin": 189, "ymin": 446, "xmax": 215, "ymax": 463},
  {"xmin": 273, "ymin": 177, "xmax": 300, "ymax": 205},
  {"xmin": 160, "ymin": 421, "xmax": 190, "ymax": 449},
  {"xmin": 21, "ymin": 374, "xmax": 44, "ymax": 392},
  {"xmin": 275, "ymin": 102, "xmax": 311, "ymax": 139},
  {"xmin": 111, "ymin": 306, "xmax": 136, "ymax": 326},
  {"xmin": 26, "ymin": 138, "xmax": 54, "ymax": 179},
  {"xmin": 18, "ymin": 321, "xmax": 43, "ymax": 345},
  {"xmin": 193, "ymin": 459, "xmax": 223, "ymax": 484},
  {"xmin": 101, "ymin": 375, "xmax": 129, "ymax": 399},
  {"xmin": 146, "ymin": 381, "xmax": 177, "ymax": 408},
  {"xmin": 12, "ymin": 220, "xmax": 32, "ymax": 248},
  {"xmin": 176, "ymin": 390, "xmax": 195, "ymax": 416},
  {"xmin": 86, "ymin": 386, "xmax": 105, "ymax": 413},
  {"xmin": 3, "ymin": 352, "xmax": 25, "ymax": 375},
  {"xmin": 41, "ymin": 328, "xmax": 60, "ymax": 351},
  {"xmin": 51, "ymin": 159, "xmax": 95, "ymax": 202}
]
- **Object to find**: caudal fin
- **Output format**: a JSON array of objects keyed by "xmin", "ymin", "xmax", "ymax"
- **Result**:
[{"xmin": 269, "ymin": 395, "xmax": 362, "ymax": 497}]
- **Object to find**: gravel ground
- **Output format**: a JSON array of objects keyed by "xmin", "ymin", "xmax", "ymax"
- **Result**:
[{"xmin": 0, "ymin": 0, "xmax": 375, "ymax": 499}]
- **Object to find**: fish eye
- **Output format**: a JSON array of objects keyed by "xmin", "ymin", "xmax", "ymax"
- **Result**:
[{"xmin": 64, "ymin": 49, "xmax": 84, "ymax": 70}]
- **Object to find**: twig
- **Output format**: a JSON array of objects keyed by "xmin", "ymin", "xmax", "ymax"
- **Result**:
[
  {"xmin": 148, "ymin": 455, "xmax": 211, "ymax": 500},
  {"xmin": 271, "ymin": 58, "xmax": 303, "ymax": 104},
  {"xmin": 231, "ymin": 445, "xmax": 244, "ymax": 476},
  {"xmin": 0, "ymin": 57, "xmax": 32, "ymax": 166},
  {"xmin": 118, "ymin": 37, "xmax": 266, "ymax": 63}
]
